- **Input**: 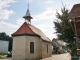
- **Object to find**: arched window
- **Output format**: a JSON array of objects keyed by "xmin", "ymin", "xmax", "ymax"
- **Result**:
[{"xmin": 30, "ymin": 42, "xmax": 34, "ymax": 53}]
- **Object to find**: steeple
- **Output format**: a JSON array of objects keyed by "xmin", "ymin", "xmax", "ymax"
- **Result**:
[{"xmin": 23, "ymin": 4, "xmax": 33, "ymax": 24}]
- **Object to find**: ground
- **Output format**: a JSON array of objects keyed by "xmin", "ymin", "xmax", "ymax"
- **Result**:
[
  {"xmin": 42, "ymin": 53, "xmax": 71, "ymax": 60},
  {"xmin": 0, "ymin": 53, "xmax": 71, "ymax": 60},
  {"xmin": 0, "ymin": 58, "xmax": 11, "ymax": 60}
]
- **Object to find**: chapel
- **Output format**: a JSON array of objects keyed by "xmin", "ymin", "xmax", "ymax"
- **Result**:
[{"xmin": 12, "ymin": 5, "xmax": 52, "ymax": 60}]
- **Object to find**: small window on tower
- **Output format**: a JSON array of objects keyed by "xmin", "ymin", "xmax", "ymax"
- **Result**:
[{"xmin": 30, "ymin": 42, "xmax": 34, "ymax": 53}]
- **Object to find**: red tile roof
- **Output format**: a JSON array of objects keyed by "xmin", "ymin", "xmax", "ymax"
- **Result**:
[{"xmin": 12, "ymin": 22, "xmax": 38, "ymax": 36}]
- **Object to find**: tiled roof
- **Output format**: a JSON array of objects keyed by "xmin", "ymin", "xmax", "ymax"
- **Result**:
[
  {"xmin": 52, "ymin": 39, "xmax": 65, "ymax": 46},
  {"xmin": 56, "ymin": 40, "xmax": 65, "ymax": 46},
  {"xmin": 69, "ymin": 4, "xmax": 80, "ymax": 19},
  {"xmin": 12, "ymin": 22, "xmax": 51, "ymax": 42},
  {"xmin": 12, "ymin": 22, "xmax": 37, "ymax": 36},
  {"xmin": 29, "ymin": 25, "xmax": 51, "ymax": 42}
]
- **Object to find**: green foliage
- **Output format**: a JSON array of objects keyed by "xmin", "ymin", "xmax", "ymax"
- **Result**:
[
  {"xmin": 67, "ymin": 43, "xmax": 77, "ymax": 56},
  {"xmin": 7, "ymin": 54, "xmax": 12, "ymax": 57},
  {"xmin": 0, "ymin": 54, "xmax": 7, "ymax": 58},
  {"xmin": 0, "ymin": 54, "xmax": 12, "ymax": 58},
  {"xmin": 54, "ymin": 6, "xmax": 76, "ymax": 56},
  {"xmin": 0, "ymin": 32, "xmax": 13, "ymax": 51}
]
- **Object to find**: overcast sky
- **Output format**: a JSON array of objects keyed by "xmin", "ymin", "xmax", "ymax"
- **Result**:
[{"xmin": 0, "ymin": 0, "xmax": 80, "ymax": 40}]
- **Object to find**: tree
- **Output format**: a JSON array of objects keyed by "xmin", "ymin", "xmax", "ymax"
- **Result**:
[
  {"xmin": 0, "ymin": 32, "xmax": 13, "ymax": 51},
  {"xmin": 54, "ymin": 6, "xmax": 76, "ymax": 56}
]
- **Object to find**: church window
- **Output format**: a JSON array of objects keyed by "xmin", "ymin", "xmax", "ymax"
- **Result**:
[{"xmin": 30, "ymin": 42, "xmax": 34, "ymax": 53}]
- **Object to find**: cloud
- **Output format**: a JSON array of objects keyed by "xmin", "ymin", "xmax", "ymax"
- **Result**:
[
  {"xmin": 44, "ymin": 0, "xmax": 53, "ymax": 4},
  {"xmin": 0, "ymin": 0, "xmax": 16, "ymax": 20},
  {"xmin": 16, "ymin": 18, "xmax": 24, "ymax": 25},
  {"xmin": 0, "ymin": 10, "xmax": 15, "ymax": 20},
  {"xmin": 35, "ymin": 24, "xmax": 57, "ymax": 40},
  {"xmin": 35, "ymin": 24, "xmax": 48, "ymax": 33},
  {"xmin": 26, "ymin": 0, "xmax": 33, "ymax": 3},
  {"xmin": 32, "ymin": 8, "xmax": 56, "ymax": 22},
  {"xmin": 31, "ymin": 8, "xmax": 57, "ymax": 39},
  {"xmin": 0, "ymin": 0, "xmax": 16, "ymax": 9},
  {"xmin": 0, "ymin": 21, "xmax": 18, "ymax": 36}
]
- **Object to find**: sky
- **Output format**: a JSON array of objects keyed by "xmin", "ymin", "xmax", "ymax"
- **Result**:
[{"xmin": 0, "ymin": 0, "xmax": 80, "ymax": 40}]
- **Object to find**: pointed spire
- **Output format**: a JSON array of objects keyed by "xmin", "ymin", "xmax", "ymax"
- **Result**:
[
  {"xmin": 23, "ymin": 4, "xmax": 33, "ymax": 24},
  {"xmin": 28, "ymin": 4, "xmax": 29, "ymax": 10}
]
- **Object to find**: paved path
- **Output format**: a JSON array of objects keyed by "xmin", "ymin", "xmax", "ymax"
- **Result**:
[
  {"xmin": 42, "ymin": 53, "xmax": 71, "ymax": 60},
  {"xmin": 0, "ymin": 58, "xmax": 11, "ymax": 60},
  {"xmin": 0, "ymin": 53, "xmax": 71, "ymax": 60}
]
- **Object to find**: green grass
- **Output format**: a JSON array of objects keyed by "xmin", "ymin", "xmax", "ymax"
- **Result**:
[{"xmin": 0, "ymin": 55, "xmax": 7, "ymax": 58}]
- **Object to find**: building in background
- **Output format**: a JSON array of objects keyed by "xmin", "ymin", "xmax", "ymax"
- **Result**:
[
  {"xmin": 0, "ymin": 40, "xmax": 9, "ymax": 54},
  {"xmin": 68, "ymin": 4, "xmax": 80, "ymax": 59},
  {"xmin": 52, "ymin": 38, "xmax": 65, "ymax": 54}
]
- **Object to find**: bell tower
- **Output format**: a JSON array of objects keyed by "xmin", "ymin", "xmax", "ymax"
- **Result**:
[{"xmin": 23, "ymin": 4, "xmax": 33, "ymax": 24}]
